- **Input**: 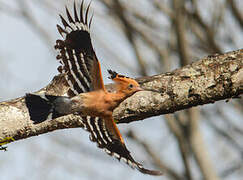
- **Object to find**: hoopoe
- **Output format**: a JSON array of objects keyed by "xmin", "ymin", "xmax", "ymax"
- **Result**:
[{"xmin": 25, "ymin": 1, "xmax": 162, "ymax": 176}]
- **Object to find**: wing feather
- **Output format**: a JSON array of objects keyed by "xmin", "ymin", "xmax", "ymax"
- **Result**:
[
  {"xmin": 73, "ymin": 2, "xmax": 80, "ymax": 22},
  {"xmin": 65, "ymin": 6, "xmax": 75, "ymax": 24},
  {"xmin": 84, "ymin": 116, "xmax": 162, "ymax": 175},
  {"xmin": 55, "ymin": 1, "xmax": 104, "ymax": 95},
  {"xmin": 80, "ymin": 0, "xmax": 85, "ymax": 23}
]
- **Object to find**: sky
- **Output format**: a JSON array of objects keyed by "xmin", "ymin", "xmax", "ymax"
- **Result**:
[{"xmin": 0, "ymin": 0, "xmax": 242, "ymax": 180}]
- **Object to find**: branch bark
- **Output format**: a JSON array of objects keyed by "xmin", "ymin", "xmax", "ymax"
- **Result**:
[{"xmin": 0, "ymin": 49, "xmax": 242, "ymax": 144}]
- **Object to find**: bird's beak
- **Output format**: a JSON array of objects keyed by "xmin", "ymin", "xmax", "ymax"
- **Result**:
[
  {"xmin": 136, "ymin": 86, "xmax": 160, "ymax": 93},
  {"xmin": 142, "ymin": 88, "xmax": 160, "ymax": 93},
  {"xmin": 136, "ymin": 87, "xmax": 144, "ymax": 92}
]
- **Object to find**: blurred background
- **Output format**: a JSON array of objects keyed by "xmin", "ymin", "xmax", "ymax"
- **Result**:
[{"xmin": 0, "ymin": 0, "xmax": 242, "ymax": 179}]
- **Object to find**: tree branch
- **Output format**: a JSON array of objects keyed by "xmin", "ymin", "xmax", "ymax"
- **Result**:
[
  {"xmin": 0, "ymin": 49, "xmax": 242, "ymax": 145},
  {"xmin": 115, "ymin": 49, "xmax": 242, "ymax": 123}
]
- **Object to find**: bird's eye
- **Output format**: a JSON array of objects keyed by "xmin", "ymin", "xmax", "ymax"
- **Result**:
[{"xmin": 128, "ymin": 84, "xmax": 134, "ymax": 89}]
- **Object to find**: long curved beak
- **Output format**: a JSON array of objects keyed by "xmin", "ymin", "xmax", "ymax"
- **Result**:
[
  {"xmin": 136, "ymin": 86, "xmax": 160, "ymax": 93},
  {"xmin": 142, "ymin": 88, "xmax": 160, "ymax": 93}
]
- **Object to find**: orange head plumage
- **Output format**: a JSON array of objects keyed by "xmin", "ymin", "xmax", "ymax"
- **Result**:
[{"xmin": 108, "ymin": 70, "xmax": 143, "ymax": 96}]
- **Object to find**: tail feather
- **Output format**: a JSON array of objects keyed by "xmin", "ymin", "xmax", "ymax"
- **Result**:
[{"xmin": 25, "ymin": 93, "xmax": 66, "ymax": 124}]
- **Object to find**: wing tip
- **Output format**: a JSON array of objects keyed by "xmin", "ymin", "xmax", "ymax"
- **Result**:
[
  {"xmin": 136, "ymin": 165, "xmax": 163, "ymax": 176},
  {"xmin": 57, "ymin": 0, "xmax": 93, "ymax": 38}
]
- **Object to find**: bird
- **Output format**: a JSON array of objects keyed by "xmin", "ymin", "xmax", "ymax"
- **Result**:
[{"xmin": 25, "ymin": 1, "xmax": 162, "ymax": 176}]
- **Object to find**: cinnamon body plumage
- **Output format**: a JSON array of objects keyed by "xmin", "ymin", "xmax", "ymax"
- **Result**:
[{"xmin": 25, "ymin": 1, "xmax": 162, "ymax": 176}]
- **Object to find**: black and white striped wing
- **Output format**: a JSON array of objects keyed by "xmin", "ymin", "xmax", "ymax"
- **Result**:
[
  {"xmin": 55, "ymin": 1, "xmax": 104, "ymax": 96},
  {"xmin": 84, "ymin": 117, "xmax": 162, "ymax": 175}
]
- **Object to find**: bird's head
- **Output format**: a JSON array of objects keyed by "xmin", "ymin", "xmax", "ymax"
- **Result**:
[{"xmin": 108, "ymin": 70, "xmax": 143, "ymax": 96}]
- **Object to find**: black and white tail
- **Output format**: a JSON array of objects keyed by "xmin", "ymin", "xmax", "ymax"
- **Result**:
[{"xmin": 25, "ymin": 93, "xmax": 71, "ymax": 124}]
